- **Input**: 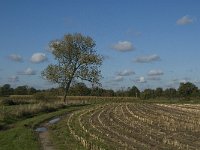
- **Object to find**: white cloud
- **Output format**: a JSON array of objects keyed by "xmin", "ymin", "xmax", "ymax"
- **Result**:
[
  {"xmin": 113, "ymin": 76, "xmax": 124, "ymax": 82},
  {"xmin": 18, "ymin": 68, "xmax": 36, "ymax": 75},
  {"xmin": 31, "ymin": 53, "xmax": 47, "ymax": 63},
  {"xmin": 112, "ymin": 41, "xmax": 134, "ymax": 52},
  {"xmin": 8, "ymin": 76, "xmax": 19, "ymax": 82},
  {"xmin": 136, "ymin": 76, "xmax": 146, "ymax": 83},
  {"xmin": 117, "ymin": 69, "xmax": 135, "ymax": 76},
  {"xmin": 9, "ymin": 54, "xmax": 23, "ymax": 62},
  {"xmin": 176, "ymin": 15, "xmax": 194, "ymax": 25},
  {"xmin": 134, "ymin": 54, "xmax": 160, "ymax": 63},
  {"xmin": 148, "ymin": 70, "xmax": 164, "ymax": 76}
]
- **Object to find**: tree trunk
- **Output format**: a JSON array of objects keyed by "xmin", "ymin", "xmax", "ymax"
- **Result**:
[
  {"xmin": 63, "ymin": 91, "xmax": 68, "ymax": 103},
  {"xmin": 63, "ymin": 80, "xmax": 72, "ymax": 103}
]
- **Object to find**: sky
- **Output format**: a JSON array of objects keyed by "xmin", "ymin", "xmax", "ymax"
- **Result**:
[{"xmin": 0, "ymin": 0, "xmax": 200, "ymax": 90}]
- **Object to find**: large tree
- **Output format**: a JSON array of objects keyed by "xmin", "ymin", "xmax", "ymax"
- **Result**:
[
  {"xmin": 42, "ymin": 33, "xmax": 103, "ymax": 102},
  {"xmin": 178, "ymin": 82, "xmax": 198, "ymax": 99}
]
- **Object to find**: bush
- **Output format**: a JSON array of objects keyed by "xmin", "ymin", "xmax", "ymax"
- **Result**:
[
  {"xmin": 0, "ymin": 99, "xmax": 15, "ymax": 106},
  {"xmin": 0, "ymin": 98, "xmax": 33, "ymax": 106}
]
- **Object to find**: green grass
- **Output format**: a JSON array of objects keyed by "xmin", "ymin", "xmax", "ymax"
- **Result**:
[
  {"xmin": 49, "ymin": 116, "xmax": 87, "ymax": 150},
  {"xmin": 0, "ymin": 104, "xmax": 88, "ymax": 150}
]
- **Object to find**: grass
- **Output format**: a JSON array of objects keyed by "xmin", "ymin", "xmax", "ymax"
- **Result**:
[
  {"xmin": 0, "ymin": 104, "xmax": 88, "ymax": 150},
  {"xmin": 49, "ymin": 115, "xmax": 87, "ymax": 150}
]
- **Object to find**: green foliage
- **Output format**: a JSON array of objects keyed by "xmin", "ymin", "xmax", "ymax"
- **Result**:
[
  {"xmin": 0, "ymin": 84, "xmax": 14, "ymax": 96},
  {"xmin": 42, "ymin": 33, "xmax": 103, "ymax": 102},
  {"xmin": 14, "ymin": 86, "xmax": 37, "ymax": 95},
  {"xmin": 0, "ymin": 99, "xmax": 15, "ymax": 106},
  {"xmin": 141, "ymin": 89, "xmax": 155, "ymax": 100},
  {"xmin": 69, "ymin": 82, "xmax": 91, "ymax": 96},
  {"xmin": 0, "ymin": 98, "xmax": 32, "ymax": 106},
  {"xmin": 0, "ymin": 84, "xmax": 37, "ymax": 97},
  {"xmin": 164, "ymin": 88, "xmax": 177, "ymax": 99},
  {"xmin": 90, "ymin": 87, "xmax": 115, "ymax": 97},
  {"xmin": 127, "ymin": 86, "xmax": 140, "ymax": 97},
  {"xmin": 178, "ymin": 82, "xmax": 198, "ymax": 99},
  {"xmin": 14, "ymin": 85, "xmax": 28, "ymax": 95},
  {"xmin": 155, "ymin": 87, "xmax": 163, "ymax": 97},
  {"xmin": 0, "ymin": 105, "xmax": 84, "ymax": 150}
]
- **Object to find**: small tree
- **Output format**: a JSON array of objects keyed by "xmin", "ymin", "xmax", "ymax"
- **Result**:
[
  {"xmin": 42, "ymin": 33, "xmax": 103, "ymax": 103},
  {"xmin": 0, "ymin": 84, "xmax": 13, "ymax": 96},
  {"xmin": 127, "ymin": 86, "xmax": 140, "ymax": 98},
  {"xmin": 14, "ymin": 85, "xmax": 28, "ymax": 95}
]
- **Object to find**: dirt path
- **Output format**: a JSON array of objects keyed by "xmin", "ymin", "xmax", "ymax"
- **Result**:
[
  {"xmin": 38, "ymin": 124, "xmax": 54, "ymax": 150},
  {"xmin": 36, "ymin": 118, "xmax": 61, "ymax": 150},
  {"xmin": 35, "ymin": 103, "xmax": 87, "ymax": 150}
]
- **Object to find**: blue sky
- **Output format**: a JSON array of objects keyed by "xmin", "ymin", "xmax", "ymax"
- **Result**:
[{"xmin": 0, "ymin": 0, "xmax": 200, "ymax": 90}]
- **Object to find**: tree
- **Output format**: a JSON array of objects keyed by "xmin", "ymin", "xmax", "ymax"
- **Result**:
[
  {"xmin": 127, "ymin": 86, "xmax": 140, "ymax": 98},
  {"xmin": 178, "ymin": 82, "xmax": 198, "ymax": 99},
  {"xmin": 90, "ymin": 87, "xmax": 104, "ymax": 96},
  {"xmin": 28, "ymin": 87, "xmax": 37, "ymax": 95},
  {"xmin": 155, "ymin": 87, "xmax": 163, "ymax": 97},
  {"xmin": 164, "ymin": 88, "xmax": 177, "ymax": 99},
  {"xmin": 0, "ymin": 84, "xmax": 13, "ymax": 96},
  {"xmin": 42, "ymin": 33, "xmax": 103, "ymax": 102},
  {"xmin": 141, "ymin": 89, "xmax": 155, "ymax": 100},
  {"xmin": 14, "ymin": 85, "xmax": 28, "ymax": 95},
  {"xmin": 69, "ymin": 82, "xmax": 91, "ymax": 96}
]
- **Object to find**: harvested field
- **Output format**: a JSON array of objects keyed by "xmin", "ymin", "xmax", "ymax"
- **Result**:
[{"xmin": 53, "ymin": 103, "xmax": 200, "ymax": 150}]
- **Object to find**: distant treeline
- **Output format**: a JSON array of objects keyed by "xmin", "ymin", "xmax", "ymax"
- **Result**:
[{"xmin": 0, "ymin": 82, "xmax": 200, "ymax": 100}]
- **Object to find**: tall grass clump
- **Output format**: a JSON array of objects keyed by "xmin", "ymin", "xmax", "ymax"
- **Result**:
[{"xmin": 14, "ymin": 102, "xmax": 66, "ymax": 118}]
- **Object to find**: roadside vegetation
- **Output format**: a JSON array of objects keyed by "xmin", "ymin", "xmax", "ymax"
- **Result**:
[{"xmin": 0, "ymin": 102, "xmax": 88, "ymax": 150}]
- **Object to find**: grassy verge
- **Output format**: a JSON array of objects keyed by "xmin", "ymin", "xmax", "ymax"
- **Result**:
[{"xmin": 0, "ymin": 104, "xmax": 88, "ymax": 150}]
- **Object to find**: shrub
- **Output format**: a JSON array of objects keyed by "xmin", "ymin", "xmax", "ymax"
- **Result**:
[{"xmin": 0, "ymin": 99, "xmax": 15, "ymax": 106}]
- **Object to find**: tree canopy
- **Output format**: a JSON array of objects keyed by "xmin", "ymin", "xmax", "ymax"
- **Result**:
[
  {"xmin": 178, "ymin": 82, "xmax": 198, "ymax": 99},
  {"xmin": 42, "ymin": 33, "xmax": 103, "ymax": 102}
]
